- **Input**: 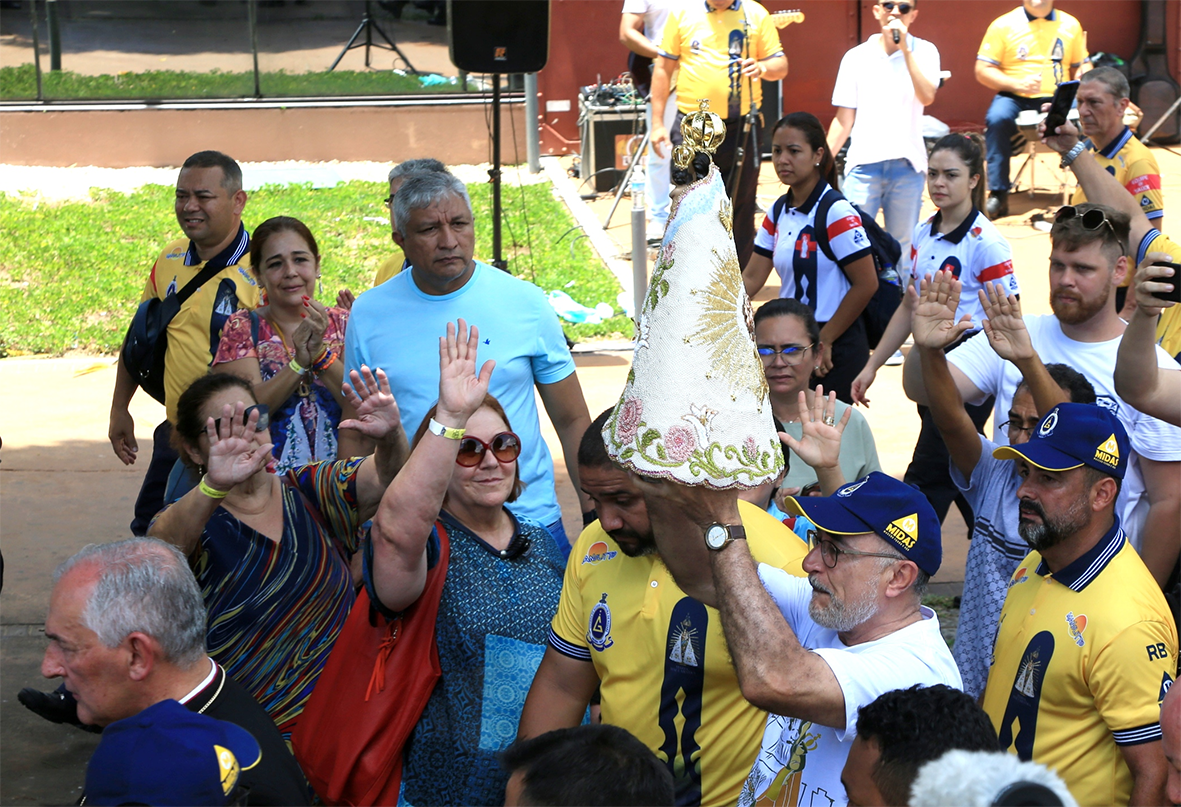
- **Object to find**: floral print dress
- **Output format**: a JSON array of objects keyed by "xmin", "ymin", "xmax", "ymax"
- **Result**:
[{"xmin": 214, "ymin": 308, "xmax": 349, "ymax": 474}]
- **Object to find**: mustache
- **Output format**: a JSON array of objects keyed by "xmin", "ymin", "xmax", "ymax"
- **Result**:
[
  {"xmin": 808, "ymin": 574, "xmax": 832, "ymax": 596},
  {"xmin": 1019, "ymin": 499, "xmax": 1046, "ymax": 520}
]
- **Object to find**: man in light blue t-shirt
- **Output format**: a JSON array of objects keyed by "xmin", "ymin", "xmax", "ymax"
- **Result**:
[{"xmin": 344, "ymin": 170, "xmax": 592, "ymax": 553}]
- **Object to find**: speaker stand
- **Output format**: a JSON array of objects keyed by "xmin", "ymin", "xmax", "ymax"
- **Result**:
[
  {"xmin": 489, "ymin": 74, "xmax": 508, "ymax": 271},
  {"xmin": 329, "ymin": 0, "xmax": 419, "ymax": 73}
]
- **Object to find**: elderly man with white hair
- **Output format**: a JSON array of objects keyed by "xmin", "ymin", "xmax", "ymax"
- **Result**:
[{"xmin": 37, "ymin": 538, "xmax": 310, "ymax": 806}]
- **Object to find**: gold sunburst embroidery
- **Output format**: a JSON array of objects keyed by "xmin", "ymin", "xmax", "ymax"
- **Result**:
[
  {"xmin": 718, "ymin": 196, "xmax": 733, "ymax": 235},
  {"xmin": 688, "ymin": 247, "xmax": 769, "ymax": 404}
]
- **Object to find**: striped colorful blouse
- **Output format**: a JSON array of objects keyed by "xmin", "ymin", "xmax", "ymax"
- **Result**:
[{"xmin": 187, "ymin": 458, "xmax": 363, "ymax": 736}]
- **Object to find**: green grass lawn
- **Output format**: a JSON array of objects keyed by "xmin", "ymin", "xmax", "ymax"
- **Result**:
[
  {"xmin": 0, "ymin": 179, "xmax": 632, "ymax": 357},
  {"xmin": 0, "ymin": 64, "xmax": 472, "ymax": 100}
]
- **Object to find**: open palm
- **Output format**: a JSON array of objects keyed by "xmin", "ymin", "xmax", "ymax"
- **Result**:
[
  {"xmin": 340, "ymin": 366, "xmax": 402, "ymax": 440},
  {"xmin": 911, "ymin": 270, "xmax": 972, "ymax": 350},
  {"xmin": 437, "ymin": 319, "xmax": 495, "ymax": 423},
  {"xmin": 204, "ymin": 404, "xmax": 273, "ymax": 490}
]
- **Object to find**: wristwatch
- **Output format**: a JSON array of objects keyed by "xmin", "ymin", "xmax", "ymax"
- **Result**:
[
  {"xmin": 1060, "ymin": 140, "xmax": 1087, "ymax": 169},
  {"xmin": 704, "ymin": 523, "xmax": 747, "ymax": 551}
]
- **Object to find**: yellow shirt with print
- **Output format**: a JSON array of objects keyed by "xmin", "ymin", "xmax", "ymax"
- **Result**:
[
  {"xmin": 1072, "ymin": 130, "xmax": 1164, "ymax": 233},
  {"xmin": 977, "ymin": 7, "xmax": 1088, "ymax": 98},
  {"xmin": 550, "ymin": 500, "xmax": 807, "ymax": 807},
  {"xmin": 661, "ymin": 1, "xmax": 783, "ymax": 118},
  {"xmin": 981, "ymin": 531, "xmax": 1177, "ymax": 806},
  {"xmin": 144, "ymin": 238, "xmax": 259, "ymax": 423}
]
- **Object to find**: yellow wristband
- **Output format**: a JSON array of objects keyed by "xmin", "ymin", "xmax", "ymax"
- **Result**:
[
  {"xmin": 199, "ymin": 476, "xmax": 230, "ymax": 499},
  {"xmin": 289, "ymin": 358, "xmax": 307, "ymax": 375},
  {"xmin": 428, "ymin": 418, "xmax": 466, "ymax": 440}
]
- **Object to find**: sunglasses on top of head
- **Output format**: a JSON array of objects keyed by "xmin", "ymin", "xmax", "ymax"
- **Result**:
[{"xmin": 456, "ymin": 432, "xmax": 522, "ymax": 467}]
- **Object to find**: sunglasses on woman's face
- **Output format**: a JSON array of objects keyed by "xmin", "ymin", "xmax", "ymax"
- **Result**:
[
  {"xmin": 213, "ymin": 404, "xmax": 270, "ymax": 434},
  {"xmin": 456, "ymin": 432, "xmax": 521, "ymax": 467}
]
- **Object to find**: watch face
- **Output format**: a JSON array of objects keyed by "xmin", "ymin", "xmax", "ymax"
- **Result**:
[{"xmin": 705, "ymin": 524, "xmax": 728, "ymax": 550}]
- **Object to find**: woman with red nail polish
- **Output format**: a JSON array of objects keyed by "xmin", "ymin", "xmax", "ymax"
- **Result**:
[{"xmin": 214, "ymin": 216, "xmax": 355, "ymax": 473}]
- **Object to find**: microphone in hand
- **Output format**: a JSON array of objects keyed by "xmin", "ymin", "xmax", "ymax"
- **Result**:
[{"xmin": 892, "ymin": 29, "xmax": 900, "ymax": 44}]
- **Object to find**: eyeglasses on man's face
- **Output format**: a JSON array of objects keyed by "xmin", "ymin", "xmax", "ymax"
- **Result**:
[{"xmin": 809, "ymin": 531, "xmax": 904, "ymax": 569}]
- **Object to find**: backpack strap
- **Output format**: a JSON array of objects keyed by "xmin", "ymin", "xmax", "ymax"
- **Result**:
[
  {"xmin": 810, "ymin": 187, "xmax": 841, "ymax": 265},
  {"xmin": 248, "ymin": 309, "xmax": 261, "ymax": 346}
]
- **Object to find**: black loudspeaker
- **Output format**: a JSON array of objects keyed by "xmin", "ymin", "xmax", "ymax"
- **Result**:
[{"xmin": 447, "ymin": 1, "xmax": 550, "ymax": 74}]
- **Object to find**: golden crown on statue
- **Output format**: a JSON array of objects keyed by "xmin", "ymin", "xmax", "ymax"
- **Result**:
[{"xmin": 673, "ymin": 99, "xmax": 726, "ymax": 170}]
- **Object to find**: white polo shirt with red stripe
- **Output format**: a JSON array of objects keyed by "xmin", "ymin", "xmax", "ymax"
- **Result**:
[
  {"xmin": 908, "ymin": 207, "xmax": 1018, "ymax": 329},
  {"xmin": 753, "ymin": 180, "xmax": 873, "ymax": 322}
]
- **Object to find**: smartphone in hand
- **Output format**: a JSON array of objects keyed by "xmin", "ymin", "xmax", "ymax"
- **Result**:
[
  {"xmin": 1150, "ymin": 262, "xmax": 1181, "ymax": 304},
  {"xmin": 1044, "ymin": 80, "xmax": 1080, "ymax": 135}
]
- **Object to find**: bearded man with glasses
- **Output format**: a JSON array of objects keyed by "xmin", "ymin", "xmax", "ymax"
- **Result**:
[
  {"xmin": 638, "ymin": 470, "xmax": 960, "ymax": 807},
  {"xmin": 902, "ymin": 202, "xmax": 1181, "ymax": 591}
]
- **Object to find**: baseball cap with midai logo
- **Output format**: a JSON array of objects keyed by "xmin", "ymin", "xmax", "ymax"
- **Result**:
[
  {"xmin": 782, "ymin": 472, "xmax": 941, "ymax": 576},
  {"xmin": 992, "ymin": 403, "xmax": 1129, "ymax": 479}
]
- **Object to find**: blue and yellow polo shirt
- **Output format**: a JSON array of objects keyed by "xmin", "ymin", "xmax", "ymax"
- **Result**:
[
  {"xmin": 977, "ymin": 7, "xmax": 1088, "ymax": 98},
  {"xmin": 982, "ymin": 520, "xmax": 1177, "ymax": 806},
  {"xmin": 143, "ymin": 224, "xmax": 258, "ymax": 422},
  {"xmin": 549, "ymin": 501, "xmax": 807, "ymax": 807}
]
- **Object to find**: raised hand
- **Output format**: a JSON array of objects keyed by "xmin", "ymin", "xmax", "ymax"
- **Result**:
[
  {"xmin": 340, "ymin": 366, "xmax": 402, "ymax": 440},
  {"xmin": 980, "ymin": 281, "xmax": 1033, "ymax": 362},
  {"xmin": 778, "ymin": 386, "xmax": 850, "ymax": 472},
  {"xmin": 1038, "ymin": 107, "xmax": 1081, "ymax": 154},
  {"xmin": 436, "ymin": 318, "xmax": 495, "ymax": 427},
  {"xmin": 336, "ymin": 288, "xmax": 356, "ymax": 311},
  {"xmin": 204, "ymin": 402, "xmax": 274, "ymax": 491},
  {"xmin": 911, "ymin": 270, "xmax": 973, "ymax": 350}
]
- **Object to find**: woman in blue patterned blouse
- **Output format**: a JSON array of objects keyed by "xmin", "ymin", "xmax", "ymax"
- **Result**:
[{"xmin": 367, "ymin": 318, "xmax": 566, "ymax": 806}]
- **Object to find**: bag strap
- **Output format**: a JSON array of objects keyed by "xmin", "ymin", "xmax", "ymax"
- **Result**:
[
  {"xmin": 810, "ymin": 188, "xmax": 840, "ymax": 265},
  {"xmin": 249, "ymin": 309, "xmax": 261, "ymax": 346}
]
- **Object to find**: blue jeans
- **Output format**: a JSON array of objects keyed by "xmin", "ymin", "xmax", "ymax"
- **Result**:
[
  {"xmin": 842, "ymin": 158, "xmax": 926, "ymax": 260},
  {"xmin": 984, "ymin": 93, "xmax": 1051, "ymax": 193},
  {"xmin": 645, "ymin": 92, "xmax": 677, "ymax": 227}
]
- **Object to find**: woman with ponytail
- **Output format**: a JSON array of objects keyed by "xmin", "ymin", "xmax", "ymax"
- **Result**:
[{"xmin": 853, "ymin": 131, "xmax": 1020, "ymax": 525}]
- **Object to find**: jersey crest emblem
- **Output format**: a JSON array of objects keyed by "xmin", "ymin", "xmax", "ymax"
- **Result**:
[
  {"xmin": 1065, "ymin": 611, "xmax": 1087, "ymax": 647},
  {"xmin": 165, "ymin": 248, "xmax": 185, "ymax": 260},
  {"xmin": 1094, "ymin": 434, "xmax": 1120, "ymax": 468},
  {"xmin": 884, "ymin": 514, "xmax": 919, "ymax": 550},
  {"xmin": 1160, "ymin": 672, "xmax": 1174, "ymax": 704},
  {"xmin": 970, "ymin": 226, "xmax": 982, "ymax": 238},
  {"xmin": 582, "ymin": 541, "xmax": 618, "ymax": 566},
  {"xmin": 668, "ymin": 616, "xmax": 701, "ymax": 667},
  {"xmin": 1016, "ymin": 45, "xmax": 1028, "ymax": 60},
  {"xmin": 587, "ymin": 593, "xmax": 615, "ymax": 651},
  {"xmin": 165, "ymin": 278, "xmax": 178, "ymax": 297},
  {"xmin": 1009, "ymin": 566, "xmax": 1029, "ymax": 587},
  {"xmin": 1141, "ymin": 196, "xmax": 1152, "ymax": 208}
]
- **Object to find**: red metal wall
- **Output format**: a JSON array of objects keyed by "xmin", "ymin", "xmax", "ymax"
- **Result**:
[{"xmin": 538, "ymin": 0, "xmax": 1171, "ymax": 154}]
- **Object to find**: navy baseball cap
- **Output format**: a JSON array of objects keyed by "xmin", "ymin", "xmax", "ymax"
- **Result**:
[
  {"xmin": 85, "ymin": 699, "xmax": 261, "ymax": 806},
  {"xmin": 993, "ymin": 403, "xmax": 1129, "ymax": 480},
  {"xmin": 783, "ymin": 471, "xmax": 942, "ymax": 575}
]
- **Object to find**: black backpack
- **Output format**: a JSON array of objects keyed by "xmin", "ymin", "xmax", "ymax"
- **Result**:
[{"xmin": 770, "ymin": 188, "xmax": 904, "ymax": 350}]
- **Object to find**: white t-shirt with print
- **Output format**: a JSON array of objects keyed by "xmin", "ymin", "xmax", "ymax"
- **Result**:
[
  {"xmin": 738, "ymin": 566, "xmax": 962, "ymax": 807},
  {"xmin": 753, "ymin": 182, "xmax": 874, "ymax": 322},
  {"xmin": 948, "ymin": 314, "xmax": 1181, "ymax": 549}
]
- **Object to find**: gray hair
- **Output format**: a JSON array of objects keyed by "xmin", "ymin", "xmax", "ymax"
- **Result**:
[
  {"xmin": 393, "ymin": 170, "xmax": 472, "ymax": 236},
  {"xmin": 55, "ymin": 538, "xmax": 207, "ymax": 668},
  {"xmin": 387, "ymin": 157, "xmax": 448, "ymax": 185},
  {"xmin": 1080, "ymin": 66, "xmax": 1130, "ymax": 102}
]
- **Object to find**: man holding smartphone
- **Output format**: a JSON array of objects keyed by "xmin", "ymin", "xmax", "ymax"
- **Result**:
[{"xmin": 975, "ymin": 0, "xmax": 1090, "ymax": 219}]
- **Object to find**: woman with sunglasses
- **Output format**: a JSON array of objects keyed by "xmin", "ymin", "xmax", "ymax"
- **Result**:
[
  {"xmin": 364, "ymin": 319, "xmax": 565, "ymax": 806},
  {"xmin": 148, "ymin": 364, "xmax": 406, "ymax": 738},
  {"xmin": 213, "ymin": 216, "xmax": 360, "ymax": 475},
  {"xmin": 755, "ymin": 299, "xmax": 880, "ymax": 504},
  {"xmin": 742, "ymin": 112, "xmax": 880, "ymax": 404}
]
